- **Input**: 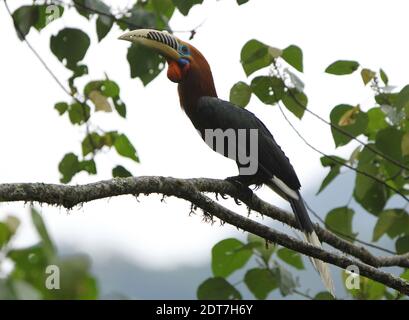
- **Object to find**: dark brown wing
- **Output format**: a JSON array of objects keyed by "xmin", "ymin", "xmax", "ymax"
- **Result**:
[{"xmin": 193, "ymin": 96, "xmax": 301, "ymax": 190}]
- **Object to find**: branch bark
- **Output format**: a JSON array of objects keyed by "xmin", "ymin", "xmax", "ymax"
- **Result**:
[{"xmin": 0, "ymin": 176, "xmax": 408, "ymax": 295}]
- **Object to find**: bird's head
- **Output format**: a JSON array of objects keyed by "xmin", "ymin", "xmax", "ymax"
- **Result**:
[
  {"xmin": 119, "ymin": 29, "xmax": 196, "ymax": 83},
  {"xmin": 119, "ymin": 28, "xmax": 217, "ymax": 113}
]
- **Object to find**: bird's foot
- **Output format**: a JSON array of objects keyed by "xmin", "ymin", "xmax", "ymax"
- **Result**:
[{"xmin": 225, "ymin": 176, "xmax": 254, "ymax": 201}]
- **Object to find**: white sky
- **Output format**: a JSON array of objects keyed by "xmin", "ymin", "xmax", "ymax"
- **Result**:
[{"xmin": 1, "ymin": 0, "xmax": 409, "ymax": 273}]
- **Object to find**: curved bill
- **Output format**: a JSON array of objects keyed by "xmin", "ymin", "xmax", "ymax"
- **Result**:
[{"xmin": 119, "ymin": 29, "xmax": 180, "ymax": 61}]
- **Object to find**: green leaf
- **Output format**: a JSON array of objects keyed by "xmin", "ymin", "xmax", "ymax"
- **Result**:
[
  {"xmin": 86, "ymin": 0, "xmax": 111, "ymax": 12},
  {"xmin": 241, "ymin": 40, "xmax": 273, "ymax": 76},
  {"xmin": 375, "ymin": 127, "xmax": 403, "ymax": 176},
  {"xmin": 149, "ymin": 0, "xmax": 175, "ymax": 20},
  {"xmin": 112, "ymin": 165, "xmax": 132, "ymax": 178},
  {"xmin": 96, "ymin": 15, "xmax": 113, "ymax": 42},
  {"xmin": 31, "ymin": 208, "xmax": 55, "ymax": 258},
  {"xmin": 363, "ymin": 278, "xmax": 386, "ymax": 300},
  {"xmin": 50, "ymin": 28, "xmax": 90, "ymax": 70},
  {"xmin": 229, "ymin": 81, "xmax": 251, "ymax": 108},
  {"xmin": 113, "ymin": 98, "xmax": 127, "ymax": 118},
  {"xmin": 342, "ymin": 271, "xmax": 385, "ymax": 299},
  {"xmin": 12, "ymin": 6, "xmax": 39, "ymax": 40},
  {"xmin": 75, "ymin": 0, "xmax": 110, "ymax": 19},
  {"xmin": 281, "ymin": 89, "xmax": 308, "ymax": 119},
  {"xmin": 317, "ymin": 156, "xmax": 346, "ymax": 194},
  {"xmin": 395, "ymin": 85, "xmax": 409, "ymax": 110},
  {"xmin": 237, "ymin": 0, "xmax": 250, "ymax": 4},
  {"xmin": 8, "ymin": 246, "xmax": 97, "ymax": 299},
  {"xmin": 282, "ymin": 45, "xmax": 303, "ymax": 72},
  {"xmin": 401, "ymin": 269, "xmax": 409, "ymax": 281},
  {"xmin": 11, "ymin": 5, "xmax": 64, "ymax": 39},
  {"xmin": 59, "ymin": 153, "xmax": 80, "ymax": 183},
  {"xmin": 354, "ymin": 163, "xmax": 388, "ymax": 215},
  {"xmin": 247, "ymin": 233, "xmax": 275, "ymax": 263},
  {"xmin": 314, "ymin": 291, "xmax": 335, "ymax": 300},
  {"xmin": 318, "ymin": 166, "xmax": 340, "ymax": 194},
  {"xmin": 73, "ymin": 0, "xmax": 91, "ymax": 18},
  {"xmin": 380, "ymin": 69, "xmax": 388, "ymax": 85},
  {"xmin": 102, "ymin": 131, "xmax": 117, "ymax": 147},
  {"xmin": 34, "ymin": 5, "xmax": 64, "ymax": 31},
  {"xmin": 396, "ymin": 235, "xmax": 409, "ymax": 254},
  {"xmin": 373, "ymin": 209, "xmax": 409, "ymax": 241},
  {"xmin": 375, "ymin": 93, "xmax": 398, "ymax": 106},
  {"xmin": 82, "ymin": 133, "xmax": 103, "ymax": 156},
  {"xmin": 114, "ymin": 134, "xmax": 139, "ymax": 162},
  {"xmin": 79, "ymin": 159, "xmax": 97, "ymax": 175},
  {"xmin": 321, "ymin": 156, "xmax": 347, "ymax": 167},
  {"xmin": 127, "ymin": 43, "xmax": 165, "ymax": 86},
  {"xmin": 68, "ymin": 103, "xmax": 90, "ymax": 125},
  {"xmin": 55, "ymin": 102, "xmax": 69, "ymax": 115},
  {"xmin": 69, "ymin": 64, "xmax": 89, "ymax": 92},
  {"xmin": 275, "ymin": 264, "xmax": 297, "ymax": 296},
  {"xmin": 251, "ymin": 76, "xmax": 285, "ymax": 105},
  {"xmin": 0, "ymin": 223, "xmax": 12, "ymax": 248},
  {"xmin": 361, "ymin": 68, "xmax": 376, "ymax": 85},
  {"xmin": 197, "ymin": 277, "xmax": 241, "ymax": 300},
  {"xmin": 325, "ymin": 60, "xmax": 360, "ymax": 75},
  {"xmin": 83, "ymin": 79, "xmax": 124, "ymax": 116},
  {"xmin": 211, "ymin": 238, "xmax": 252, "ymax": 278},
  {"xmin": 58, "ymin": 153, "xmax": 97, "ymax": 183},
  {"xmin": 120, "ymin": 8, "xmax": 157, "ymax": 30},
  {"xmin": 101, "ymin": 80, "xmax": 120, "ymax": 97},
  {"xmin": 358, "ymin": 144, "xmax": 377, "ymax": 165},
  {"xmin": 8, "ymin": 245, "xmax": 49, "ymax": 293},
  {"xmin": 330, "ymin": 104, "xmax": 368, "ymax": 147},
  {"xmin": 172, "ymin": 0, "xmax": 203, "ymax": 15},
  {"xmin": 52, "ymin": 255, "xmax": 98, "ymax": 299},
  {"xmin": 325, "ymin": 207, "xmax": 356, "ymax": 240},
  {"xmin": 81, "ymin": 0, "xmax": 113, "ymax": 41},
  {"xmin": 244, "ymin": 268, "xmax": 277, "ymax": 299},
  {"xmin": 84, "ymin": 80, "xmax": 103, "ymax": 96},
  {"xmin": 402, "ymin": 132, "xmax": 409, "ymax": 157},
  {"xmin": 365, "ymin": 107, "xmax": 388, "ymax": 140},
  {"xmin": 277, "ymin": 247, "xmax": 304, "ymax": 270}
]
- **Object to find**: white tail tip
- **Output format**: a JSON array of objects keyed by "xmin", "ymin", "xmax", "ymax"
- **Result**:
[{"xmin": 306, "ymin": 232, "xmax": 336, "ymax": 298}]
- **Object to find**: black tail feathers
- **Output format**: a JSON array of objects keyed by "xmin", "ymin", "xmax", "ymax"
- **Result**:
[
  {"xmin": 288, "ymin": 192, "xmax": 314, "ymax": 234},
  {"xmin": 288, "ymin": 193, "xmax": 335, "ymax": 297}
]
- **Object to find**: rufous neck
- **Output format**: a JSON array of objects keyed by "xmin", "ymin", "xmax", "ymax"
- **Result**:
[{"xmin": 177, "ymin": 56, "xmax": 217, "ymax": 119}]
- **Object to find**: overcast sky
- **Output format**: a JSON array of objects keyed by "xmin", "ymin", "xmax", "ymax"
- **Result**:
[{"xmin": 1, "ymin": 0, "xmax": 409, "ymax": 297}]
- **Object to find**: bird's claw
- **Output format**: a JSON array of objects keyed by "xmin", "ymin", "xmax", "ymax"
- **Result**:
[{"xmin": 225, "ymin": 176, "xmax": 254, "ymax": 200}]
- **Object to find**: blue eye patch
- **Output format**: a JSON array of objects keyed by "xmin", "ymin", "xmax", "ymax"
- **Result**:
[{"xmin": 178, "ymin": 44, "xmax": 190, "ymax": 56}]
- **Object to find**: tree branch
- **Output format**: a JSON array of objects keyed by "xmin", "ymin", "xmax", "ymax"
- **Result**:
[
  {"xmin": 0, "ymin": 176, "xmax": 408, "ymax": 295},
  {"xmin": 189, "ymin": 178, "xmax": 409, "ymax": 269}
]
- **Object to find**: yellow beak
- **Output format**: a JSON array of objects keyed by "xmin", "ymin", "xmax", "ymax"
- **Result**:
[{"xmin": 119, "ymin": 29, "xmax": 180, "ymax": 61}]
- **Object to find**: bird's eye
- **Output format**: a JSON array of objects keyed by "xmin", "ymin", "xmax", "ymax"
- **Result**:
[{"xmin": 180, "ymin": 45, "xmax": 189, "ymax": 55}]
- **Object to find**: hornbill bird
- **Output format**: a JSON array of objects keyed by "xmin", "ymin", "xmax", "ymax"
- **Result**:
[{"xmin": 119, "ymin": 29, "xmax": 335, "ymax": 296}]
